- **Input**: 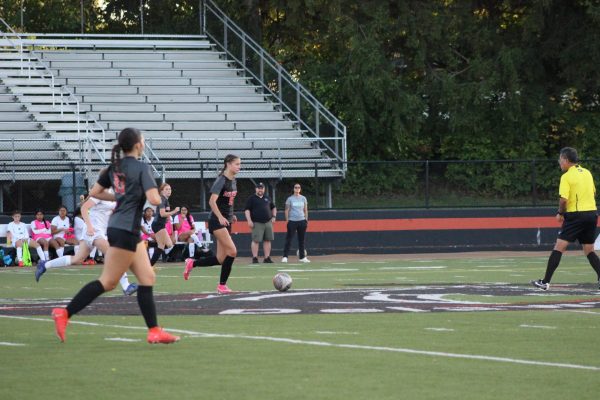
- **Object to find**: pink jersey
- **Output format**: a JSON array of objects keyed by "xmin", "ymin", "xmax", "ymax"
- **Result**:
[
  {"xmin": 166, "ymin": 217, "xmax": 173, "ymax": 235},
  {"xmin": 175, "ymin": 215, "xmax": 195, "ymax": 235},
  {"xmin": 30, "ymin": 219, "xmax": 52, "ymax": 240}
]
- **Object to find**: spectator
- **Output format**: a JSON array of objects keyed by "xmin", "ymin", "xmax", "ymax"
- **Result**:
[
  {"xmin": 6, "ymin": 210, "xmax": 43, "ymax": 267},
  {"xmin": 173, "ymin": 205, "xmax": 204, "ymax": 259},
  {"xmin": 244, "ymin": 182, "xmax": 276, "ymax": 263},
  {"xmin": 30, "ymin": 209, "xmax": 55, "ymax": 262},
  {"xmin": 282, "ymin": 183, "xmax": 310, "ymax": 263},
  {"xmin": 51, "ymin": 205, "xmax": 79, "ymax": 258},
  {"xmin": 141, "ymin": 207, "xmax": 156, "ymax": 259}
]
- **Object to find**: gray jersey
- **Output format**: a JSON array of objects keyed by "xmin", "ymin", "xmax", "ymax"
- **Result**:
[
  {"xmin": 153, "ymin": 195, "xmax": 170, "ymax": 227},
  {"xmin": 285, "ymin": 195, "xmax": 307, "ymax": 221},
  {"xmin": 97, "ymin": 157, "xmax": 157, "ymax": 234}
]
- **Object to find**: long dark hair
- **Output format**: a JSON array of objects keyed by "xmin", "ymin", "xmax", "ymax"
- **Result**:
[
  {"xmin": 111, "ymin": 127, "xmax": 142, "ymax": 175},
  {"xmin": 219, "ymin": 154, "xmax": 239, "ymax": 176},
  {"xmin": 180, "ymin": 205, "xmax": 193, "ymax": 228},
  {"xmin": 35, "ymin": 208, "xmax": 50, "ymax": 229}
]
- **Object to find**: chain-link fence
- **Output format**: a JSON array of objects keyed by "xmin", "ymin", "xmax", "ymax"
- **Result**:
[{"xmin": 1, "ymin": 158, "xmax": 598, "ymax": 213}]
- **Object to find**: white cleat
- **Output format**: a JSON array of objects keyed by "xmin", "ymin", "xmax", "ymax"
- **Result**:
[
  {"xmin": 281, "ymin": 257, "xmax": 288, "ymax": 263},
  {"xmin": 299, "ymin": 258, "xmax": 311, "ymax": 263}
]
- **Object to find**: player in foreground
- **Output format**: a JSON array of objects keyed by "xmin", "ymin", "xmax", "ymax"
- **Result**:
[
  {"xmin": 183, "ymin": 154, "xmax": 239, "ymax": 294},
  {"xmin": 35, "ymin": 191, "xmax": 138, "ymax": 296},
  {"xmin": 51, "ymin": 128, "xmax": 179, "ymax": 344},
  {"xmin": 531, "ymin": 147, "xmax": 600, "ymax": 290}
]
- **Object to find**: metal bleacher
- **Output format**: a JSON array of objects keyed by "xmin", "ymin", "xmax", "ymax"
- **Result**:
[{"xmin": 0, "ymin": 3, "xmax": 346, "ymax": 182}]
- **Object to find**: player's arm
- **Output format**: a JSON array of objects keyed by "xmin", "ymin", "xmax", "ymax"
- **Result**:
[
  {"xmin": 81, "ymin": 198, "xmax": 97, "ymax": 235},
  {"xmin": 90, "ymin": 182, "xmax": 116, "ymax": 201},
  {"xmin": 209, "ymin": 193, "xmax": 229, "ymax": 226}
]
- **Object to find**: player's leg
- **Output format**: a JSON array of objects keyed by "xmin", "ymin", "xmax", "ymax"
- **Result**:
[
  {"xmin": 213, "ymin": 228, "xmax": 237, "ymax": 292},
  {"xmin": 150, "ymin": 228, "xmax": 168, "ymax": 265}
]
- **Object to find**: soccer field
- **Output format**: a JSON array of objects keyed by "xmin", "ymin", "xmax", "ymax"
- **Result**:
[{"xmin": 1, "ymin": 253, "xmax": 599, "ymax": 400}]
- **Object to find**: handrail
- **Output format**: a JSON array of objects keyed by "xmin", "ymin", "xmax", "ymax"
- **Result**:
[
  {"xmin": 13, "ymin": 33, "xmax": 207, "ymax": 39},
  {"xmin": 0, "ymin": 17, "xmax": 24, "ymax": 73},
  {"xmin": 202, "ymin": 0, "xmax": 347, "ymax": 169}
]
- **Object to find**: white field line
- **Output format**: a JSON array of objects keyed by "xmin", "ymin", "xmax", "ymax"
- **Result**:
[
  {"xmin": 0, "ymin": 341, "xmax": 26, "ymax": 346},
  {"xmin": 558, "ymin": 310, "xmax": 600, "ymax": 315},
  {"xmin": 519, "ymin": 324, "xmax": 557, "ymax": 330},
  {"xmin": 1, "ymin": 315, "xmax": 599, "ymax": 371}
]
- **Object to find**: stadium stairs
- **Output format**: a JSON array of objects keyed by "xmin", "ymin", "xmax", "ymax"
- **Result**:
[{"xmin": 0, "ymin": 31, "xmax": 345, "ymax": 181}]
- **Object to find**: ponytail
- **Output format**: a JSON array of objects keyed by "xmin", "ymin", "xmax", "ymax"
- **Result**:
[
  {"xmin": 219, "ymin": 154, "xmax": 239, "ymax": 176},
  {"xmin": 111, "ymin": 143, "xmax": 122, "ymax": 174}
]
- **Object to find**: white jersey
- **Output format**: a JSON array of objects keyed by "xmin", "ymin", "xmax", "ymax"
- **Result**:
[
  {"xmin": 88, "ymin": 197, "xmax": 116, "ymax": 234},
  {"xmin": 7, "ymin": 221, "xmax": 29, "ymax": 242},
  {"xmin": 141, "ymin": 216, "xmax": 154, "ymax": 237},
  {"xmin": 74, "ymin": 217, "xmax": 86, "ymax": 241},
  {"xmin": 51, "ymin": 216, "xmax": 71, "ymax": 239}
]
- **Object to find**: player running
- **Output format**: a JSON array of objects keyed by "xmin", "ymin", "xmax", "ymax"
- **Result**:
[{"xmin": 35, "ymin": 189, "xmax": 138, "ymax": 296}]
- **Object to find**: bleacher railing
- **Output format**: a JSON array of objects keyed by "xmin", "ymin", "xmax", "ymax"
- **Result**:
[{"xmin": 200, "ymin": 0, "xmax": 347, "ymax": 173}]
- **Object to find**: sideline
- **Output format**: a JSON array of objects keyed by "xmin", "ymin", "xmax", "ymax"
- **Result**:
[{"xmin": 0, "ymin": 314, "xmax": 598, "ymax": 372}]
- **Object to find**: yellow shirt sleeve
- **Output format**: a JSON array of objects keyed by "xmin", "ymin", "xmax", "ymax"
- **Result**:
[{"xmin": 558, "ymin": 174, "xmax": 570, "ymax": 200}]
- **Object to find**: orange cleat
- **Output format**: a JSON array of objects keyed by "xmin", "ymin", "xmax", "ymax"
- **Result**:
[
  {"xmin": 82, "ymin": 258, "xmax": 96, "ymax": 265},
  {"xmin": 183, "ymin": 258, "xmax": 194, "ymax": 281},
  {"xmin": 18, "ymin": 261, "xmax": 24, "ymax": 267},
  {"xmin": 51, "ymin": 308, "xmax": 69, "ymax": 342},
  {"xmin": 217, "ymin": 284, "xmax": 232, "ymax": 294},
  {"xmin": 147, "ymin": 327, "xmax": 180, "ymax": 344}
]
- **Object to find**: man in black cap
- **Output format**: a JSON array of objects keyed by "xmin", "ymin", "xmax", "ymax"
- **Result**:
[{"xmin": 244, "ymin": 182, "xmax": 277, "ymax": 263}]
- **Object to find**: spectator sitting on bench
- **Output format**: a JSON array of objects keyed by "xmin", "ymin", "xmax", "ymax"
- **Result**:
[
  {"xmin": 141, "ymin": 207, "xmax": 156, "ymax": 260},
  {"xmin": 51, "ymin": 205, "xmax": 79, "ymax": 258},
  {"xmin": 173, "ymin": 205, "xmax": 205, "ymax": 259},
  {"xmin": 30, "ymin": 209, "xmax": 57, "ymax": 262},
  {"xmin": 7, "ymin": 210, "xmax": 47, "ymax": 266}
]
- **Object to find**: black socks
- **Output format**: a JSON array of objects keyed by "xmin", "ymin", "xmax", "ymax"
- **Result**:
[
  {"xmin": 543, "ymin": 250, "xmax": 563, "ymax": 283},
  {"xmin": 150, "ymin": 248, "xmax": 164, "ymax": 266},
  {"xmin": 219, "ymin": 256, "xmax": 235, "ymax": 285},
  {"xmin": 193, "ymin": 256, "xmax": 220, "ymax": 268},
  {"xmin": 586, "ymin": 252, "xmax": 600, "ymax": 280},
  {"xmin": 66, "ymin": 280, "xmax": 105, "ymax": 317},
  {"xmin": 137, "ymin": 285, "xmax": 158, "ymax": 328}
]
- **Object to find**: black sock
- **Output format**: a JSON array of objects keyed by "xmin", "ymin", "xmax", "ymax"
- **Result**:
[
  {"xmin": 137, "ymin": 285, "xmax": 158, "ymax": 329},
  {"xmin": 219, "ymin": 256, "xmax": 235, "ymax": 285},
  {"xmin": 586, "ymin": 252, "xmax": 600, "ymax": 280},
  {"xmin": 193, "ymin": 255, "xmax": 220, "ymax": 268},
  {"xmin": 66, "ymin": 280, "xmax": 105, "ymax": 317},
  {"xmin": 543, "ymin": 250, "xmax": 563, "ymax": 283},
  {"xmin": 150, "ymin": 248, "xmax": 164, "ymax": 266}
]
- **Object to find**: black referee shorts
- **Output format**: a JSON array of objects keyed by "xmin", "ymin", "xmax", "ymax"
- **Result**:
[
  {"xmin": 558, "ymin": 211, "xmax": 598, "ymax": 244},
  {"xmin": 107, "ymin": 227, "xmax": 141, "ymax": 252}
]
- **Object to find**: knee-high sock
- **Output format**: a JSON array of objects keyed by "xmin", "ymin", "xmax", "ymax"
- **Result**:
[
  {"xmin": 74, "ymin": 245, "xmax": 79, "ymax": 255},
  {"xmin": 56, "ymin": 247, "xmax": 64, "ymax": 257},
  {"xmin": 119, "ymin": 273, "xmax": 131, "ymax": 291},
  {"xmin": 150, "ymin": 248, "xmax": 163, "ymax": 266},
  {"xmin": 164, "ymin": 246, "xmax": 174, "ymax": 255},
  {"xmin": 16, "ymin": 247, "xmax": 23, "ymax": 261},
  {"xmin": 188, "ymin": 243, "xmax": 195, "ymax": 258},
  {"xmin": 219, "ymin": 256, "xmax": 235, "ymax": 285},
  {"xmin": 586, "ymin": 252, "xmax": 600, "ymax": 280},
  {"xmin": 44, "ymin": 251, "xmax": 49, "ymax": 260},
  {"xmin": 543, "ymin": 250, "xmax": 563, "ymax": 283},
  {"xmin": 36, "ymin": 247, "xmax": 45, "ymax": 261},
  {"xmin": 45, "ymin": 256, "xmax": 71, "ymax": 269},
  {"xmin": 193, "ymin": 255, "xmax": 219, "ymax": 268},
  {"xmin": 148, "ymin": 247, "xmax": 155, "ymax": 259},
  {"xmin": 190, "ymin": 233, "xmax": 202, "ymax": 246},
  {"xmin": 137, "ymin": 285, "xmax": 158, "ymax": 329},
  {"xmin": 65, "ymin": 280, "xmax": 105, "ymax": 317},
  {"xmin": 89, "ymin": 247, "xmax": 97, "ymax": 259}
]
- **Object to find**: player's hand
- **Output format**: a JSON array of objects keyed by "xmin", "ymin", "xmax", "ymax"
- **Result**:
[
  {"xmin": 232, "ymin": 215, "xmax": 238, "ymax": 223},
  {"xmin": 86, "ymin": 226, "xmax": 95, "ymax": 236},
  {"xmin": 556, "ymin": 213, "xmax": 564, "ymax": 223},
  {"xmin": 173, "ymin": 207, "xmax": 180, "ymax": 214},
  {"xmin": 219, "ymin": 216, "xmax": 230, "ymax": 226},
  {"xmin": 248, "ymin": 221, "xmax": 254, "ymax": 228}
]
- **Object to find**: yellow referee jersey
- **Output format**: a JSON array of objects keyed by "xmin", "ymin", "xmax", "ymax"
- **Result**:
[{"xmin": 559, "ymin": 165, "xmax": 597, "ymax": 212}]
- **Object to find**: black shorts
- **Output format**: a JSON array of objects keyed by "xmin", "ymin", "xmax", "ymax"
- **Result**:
[
  {"xmin": 208, "ymin": 217, "xmax": 231, "ymax": 234},
  {"xmin": 558, "ymin": 211, "xmax": 598, "ymax": 244},
  {"xmin": 107, "ymin": 227, "xmax": 141, "ymax": 252},
  {"xmin": 151, "ymin": 221, "xmax": 166, "ymax": 233}
]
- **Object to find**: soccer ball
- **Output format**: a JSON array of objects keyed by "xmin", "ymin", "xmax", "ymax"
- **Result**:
[{"xmin": 273, "ymin": 272, "xmax": 293, "ymax": 292}]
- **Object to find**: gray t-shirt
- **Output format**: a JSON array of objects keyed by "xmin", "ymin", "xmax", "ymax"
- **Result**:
[
  {"xmin": 98, "ymin": 157, "xmax": 157, "ymax": 234},
  {"xmin": 285, "ymin": 195, "xmax": 307, "ymax": 221}
]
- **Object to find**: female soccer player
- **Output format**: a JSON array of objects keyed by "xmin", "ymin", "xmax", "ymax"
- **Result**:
[
  {"xmin": 50, "ymin": 205, "xmax": 79, "ymax": 258},
  {"xmin": 36, "ymin": 189, "xmax": 138, "ymax": 296},
  {"xmin": 51, "ymin": 127, "xmax": 179, "ymax": 344},
  {"xmin": 149, "ymin": 183, "xmax": 179, "ymax": 266},
  {"xmin": 30, "ymin": 209, "xmax": 56, "ymax": 263},
  {"xmin": 173, "ymin": 205, "xmax": 204, "ymax": 259},
  {"xmin": 183, "ymin": 154, "xmax": 239, "ymax": 294}
]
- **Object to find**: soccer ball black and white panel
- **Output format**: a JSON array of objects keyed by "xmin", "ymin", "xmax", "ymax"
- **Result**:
[{"xmin": 273, "ymin": 272, "xmax": 293, "ymax": 292}]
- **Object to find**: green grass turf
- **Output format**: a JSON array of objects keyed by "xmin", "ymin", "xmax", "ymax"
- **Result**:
[{"xmin": 1, "ymin": 254, "xmax": 599, "ymax": 400}]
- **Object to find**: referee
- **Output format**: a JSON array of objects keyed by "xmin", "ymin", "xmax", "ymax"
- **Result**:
[{"xmin": 531, "ymin": 147, "xmax": 600, "ymax": 290}]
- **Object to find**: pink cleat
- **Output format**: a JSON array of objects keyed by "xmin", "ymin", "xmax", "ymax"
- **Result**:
[
  {"xmin": 147, "ymin": 327, "xmax": 180, "ymax": 344},
  {"xmin": 183, "ymin": 258, "xmax": 194, "ymax": 281},
  {"xmin": 51, "ymin": 308, "xmax": 69, "ymax": 343},
  {"xmin": 217, "ymin": 284, "xmax": 232, "ymax": 294}
]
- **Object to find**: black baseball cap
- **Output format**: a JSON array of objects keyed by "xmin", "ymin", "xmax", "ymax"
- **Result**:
[{"xmin": 256, "ymin": 182, "xmax": 265, "ymax": 188}]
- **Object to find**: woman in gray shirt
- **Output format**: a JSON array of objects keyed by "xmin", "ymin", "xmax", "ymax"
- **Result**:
[{"xmin": 282, "ymin": 183, "xmax": 310, "ymax": 263}]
